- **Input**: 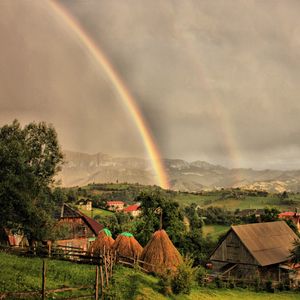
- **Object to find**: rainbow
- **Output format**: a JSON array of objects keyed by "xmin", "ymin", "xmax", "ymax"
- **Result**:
[{"xmin": 48, "ymin": 0, "xmax": 169, "ymax": 189}]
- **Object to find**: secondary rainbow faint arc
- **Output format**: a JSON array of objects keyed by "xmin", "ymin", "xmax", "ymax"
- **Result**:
[{"xmin": 48, "ymin": 0, "xmax": 170, "ymax": 189}]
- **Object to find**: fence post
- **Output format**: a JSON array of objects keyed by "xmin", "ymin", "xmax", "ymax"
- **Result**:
[
  {"xmin": 95, "ymin": 265, "xmax": 99, "ymax": 300},
  {"xmin": 104, "ymin": 255, "xmax": 109, "ymax": 286},
  {"xmin": 100, "ymin": 265, "xmax": 104, "ymax": 298},
  {"xmin": 42, "ymin": 259, "xmax": 47, "ymax": 300}
]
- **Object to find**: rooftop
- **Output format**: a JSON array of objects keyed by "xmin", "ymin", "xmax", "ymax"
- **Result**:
[{"xmin": 231, "ymin": 221, "xmax": 299, "ymax": 266}]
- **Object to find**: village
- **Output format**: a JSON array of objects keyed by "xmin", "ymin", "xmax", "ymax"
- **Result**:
[
  {"xmin": 1, "ymin": 0, "xmax": 300, "ymax": 298},
  {"xmin": 1, "ymin": 185, "xmax": 300, "ymax": 299}
]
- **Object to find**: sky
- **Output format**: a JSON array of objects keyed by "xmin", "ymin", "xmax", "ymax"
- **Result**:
[{"xmin": 1, "ymin": 0, "xmax": 300, "ymax": 170}]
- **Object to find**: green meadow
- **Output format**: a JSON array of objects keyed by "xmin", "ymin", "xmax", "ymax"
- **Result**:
[
  {"xmin": 77, "ymin": 206, "xmax": 114, "ymax": 218},
  {"xmin": 1, "ymin": 252, "xmax": 299, "ymax": 300},
  {"xmin": 202, "ymin": 224, "xmax": 230, "ymax": 241}
]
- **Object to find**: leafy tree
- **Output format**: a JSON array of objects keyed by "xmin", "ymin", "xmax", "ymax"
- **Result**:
[
  {"xmin": 0, "ymin": 120, "xmax": 63, "ymax": 243},
  {"xmin": 260, "ymin": 208, "xmax": 280, "ymax": 222},
  {"xmin": 135, "ymin": 190, "xmax": 186, "ymax": 246},
  {"xmin": 290, "ymin": 239, "xmax": 300, "ymax": 264},
  {"xmin": 185, "ymin": 203, "xmax": 203, "ymax": 230}
]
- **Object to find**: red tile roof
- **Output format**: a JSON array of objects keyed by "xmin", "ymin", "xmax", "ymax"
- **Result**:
[
  {"xmin": 279, "ymin": 212, "xmax": 296, "ymax": 217},
  {"xmin": 124, "ymin": 204, "xmax": 141, "ymax": 212},
  {"xmin": 107, "ymin": 201, "xmax": 124, "ymax": 205}
]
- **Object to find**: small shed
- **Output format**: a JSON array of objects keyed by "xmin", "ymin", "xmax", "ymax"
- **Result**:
[
  {"xmin": 210, "ymin": 221, "xmax": 299, "ymax": 283},
  {"xmin": 55, "ymin": 204, "xmax": 103, "ymax": 251}
]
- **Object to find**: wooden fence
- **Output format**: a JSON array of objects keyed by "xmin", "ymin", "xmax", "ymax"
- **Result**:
[{"xmin": 0, "ymin": 244, "xmax": 156, "ymax": 299}]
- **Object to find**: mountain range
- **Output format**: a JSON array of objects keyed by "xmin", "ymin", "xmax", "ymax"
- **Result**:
[{"xmin": 57, "ymin": 150, "xmax": 300, "ymax": 193}]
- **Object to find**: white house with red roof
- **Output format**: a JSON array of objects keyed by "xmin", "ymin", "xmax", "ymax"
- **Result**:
[
  {"xmin": 124, "ymin": 203, "xmax": 141, "ymax": 217},
  {"xmin": 106, "ymin": 201, "xmax": 124, "ymax": 211}
]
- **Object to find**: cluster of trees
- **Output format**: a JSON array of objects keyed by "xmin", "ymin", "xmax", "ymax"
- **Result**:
[{"xmin": 0, "ymin": 120, "xmax": 64, "ymax": 244}]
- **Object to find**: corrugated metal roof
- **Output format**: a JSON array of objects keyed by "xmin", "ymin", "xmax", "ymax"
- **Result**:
[{"xmin": 232, "ymin": 221, "xmax": 299, "ymax": 266}]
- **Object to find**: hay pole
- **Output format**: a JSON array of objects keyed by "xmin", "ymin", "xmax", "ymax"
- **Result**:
[{"xmin": 160, "ymin": 208, "xmax": 163, "ymax": 230}]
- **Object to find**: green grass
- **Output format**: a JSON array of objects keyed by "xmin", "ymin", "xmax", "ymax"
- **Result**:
[
  {"xmin": 1, "ymin": 253, "xmax": 299, "ymax": 300},
  {"xmin": 78, "ymin": 207, "xmax": 114, "ymax": 218},
  {"xmin": 173, "ymin": 193, "xmax": 300, "ymax": 211},
  {"xmin": 183, "ymin": 288, "xmax": 300, "ymax": 300},
  {"xmin": 203, "ymin": 225, "xmax": 230, "ymax": 241},
  {"xmin": 0, "ymin": 252, "xmax": 95, "ymax": 297},
  {"xmin": 107, "ymin": 266, "xmax": 299, "ymax": 300}
]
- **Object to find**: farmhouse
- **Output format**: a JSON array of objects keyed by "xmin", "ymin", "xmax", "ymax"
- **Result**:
[
  {"xmin": 55, "ymin": 204, "xmax": 103, "ymax": 251},
  {"xmin": 124, "ymin": 203, "xmax": 141, "ymax": 217},
  {"xmin": 78, "ymin": 199, "xmax": 92, "ymax": 211},
  {"xmin": 210, "ymin": 221, "xmax": 299, "ymax": 284},
  {"xmin": 107, "ymin": 200, "xmax": 124, "ymax": 211}
]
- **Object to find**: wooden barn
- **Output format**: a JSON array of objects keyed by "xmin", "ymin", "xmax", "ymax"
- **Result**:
[
  {"xmin": 55, "ymin": 204, "xmax": 103, "ymax": 251},
  {"xmin": 210, "ymin": 221, "xmax": 299, "ymax": 284}
]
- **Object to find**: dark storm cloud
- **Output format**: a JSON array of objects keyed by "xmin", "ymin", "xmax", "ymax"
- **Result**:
[
  {"xmin": 0, "ymin": 0, "xmax": 145, "ymax": 158},
  {"xmin": 1, "ymin": 0, "xmax": 300, "ymax": 169}
]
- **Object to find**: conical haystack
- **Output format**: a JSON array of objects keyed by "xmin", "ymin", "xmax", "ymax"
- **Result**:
[
  {"xmin": 112, "ymin": 232, "xmax": 143, "ymax": 260},
  {"xmin": 89, "ymin": 228, "xmax": 114, "ymax": 256},
  {"xmin": 140, "ymin": 229, "xmax": 182, "ymax": 274}
]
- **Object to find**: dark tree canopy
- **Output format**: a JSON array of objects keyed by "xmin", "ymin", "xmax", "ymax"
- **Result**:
[{"xmin": 0, "ymin": 120, "xmax": 64, "ymax": 242}]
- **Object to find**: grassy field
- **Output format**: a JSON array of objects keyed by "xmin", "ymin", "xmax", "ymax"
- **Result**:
[
  {"xmin": 202, "ymin": 225, "xmax": 230, "ymax": 241},
  {"xmin": 0, "ymin": 252, "xmax": 95, "ymax": 298},
  {"xmin": 173, "ymin": 192, "xmax": 300, "ymax": 211},
  {"xmin": 1, "ymin": 252, "xmax": 299, "ymax": 300},
  {"xmin": 77, "ymin": 207, "xmax": 114, "ymax": 218},
  {"xmin": 107, "ymin": 265, "xmax": 299, "ymax": 300}
]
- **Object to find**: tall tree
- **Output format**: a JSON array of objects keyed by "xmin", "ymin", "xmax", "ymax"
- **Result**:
[
  {"xmin": 135, "ymin": 190, "xmax": 186, "ymax": 246},
  {"xmin": 0, "ymin": 120, "xmax": 63, "ymax": 242}
]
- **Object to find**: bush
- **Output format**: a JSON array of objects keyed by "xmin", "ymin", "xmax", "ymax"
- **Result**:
[
  {"xmin": 196, "ymin": 266, "xmax": 207, "ymax": 287},
  {"xmin": 265, "ymin": 279, "xmax": 274, "ymax": 293},
  {"xmin": 157, "ymin": 270, "xmax": 173, "ymax": 296},
  {"xmin": 254, "ymin": 275, "xmax": 261, "ymax": 292},
  {"xmin": 228, "ymin": 276, "xmax": 236, "ymax": 289},
  {"xmin": 215, "ymin": 275, "xmax": 224, "ymax": 288},
  {"xmin": 171, "ymin": 257, "xmax": 195, "ymax": 295}
]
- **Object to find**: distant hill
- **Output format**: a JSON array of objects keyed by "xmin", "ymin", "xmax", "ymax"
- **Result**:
[{"xmin": 57, "ymin": 150, "xmax": 300, "ymax": 192}]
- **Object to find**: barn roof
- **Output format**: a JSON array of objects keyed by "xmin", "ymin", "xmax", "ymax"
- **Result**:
[
  {"xmin": 57, "ymin": 204, "xmax": 103, "ymax": 236},
  {"xmin": 231, "ymin": 221, "xmax": 299, "ymax": 266}
]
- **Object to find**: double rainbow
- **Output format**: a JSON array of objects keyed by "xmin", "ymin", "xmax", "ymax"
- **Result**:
[{"xmin": 48, "ymin": 0, "xmax": 170, "ymax": 189}]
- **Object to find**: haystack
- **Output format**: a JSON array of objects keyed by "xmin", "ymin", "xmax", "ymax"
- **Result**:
[
  {"xmin": 140, "ymin": 229, "xmax": 182, "ymax": 274},
  {"xmin": 112, "ymin": 232, "xmax": 143, "ymax": 260},
  {"xmin": 89, "ymin": 228, "xmax": 114, "ymax": 256}
]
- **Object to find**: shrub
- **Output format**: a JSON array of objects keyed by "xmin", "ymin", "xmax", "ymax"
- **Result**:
[
  {"xmin": 171, "ymin": 257, "xmax": 195, "ymax": 295},
  {"xmin": 254, "ymin": 275, "xmax": 261, "ymax": 292},
  {"xmin": 196, "ymin": 266, "xmax": 207, "ymax": 287},
  {"xmin": 265, "ymin": 279, "xmax": 274, "ymax": 293},
  {"xmin": 228, "ymin": 276, "xmax": 236, "ymax": 289},
  {"xmin": 215, "ymin": 275, "xmax": 224, "ymax": 288},
  {"xmin": 157, "ymin": 270, "xmax": 173, "ymax": 296}
]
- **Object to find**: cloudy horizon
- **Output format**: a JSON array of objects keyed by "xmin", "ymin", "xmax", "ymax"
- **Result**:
[{"xmin": 1, "ymin": 0, "xmax": 300, "ymax": 171}]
